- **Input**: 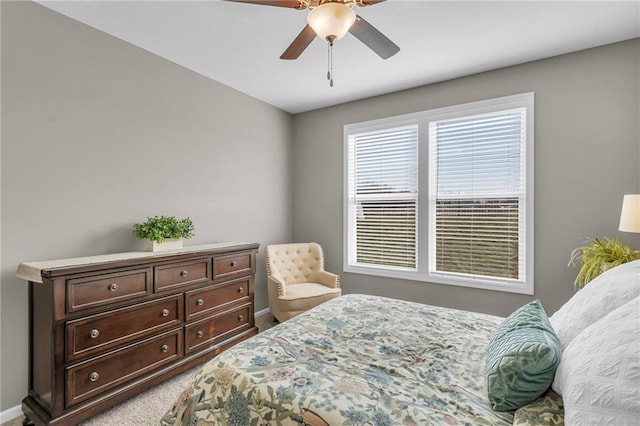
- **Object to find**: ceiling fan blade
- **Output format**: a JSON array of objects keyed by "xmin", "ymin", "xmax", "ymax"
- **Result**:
[
  {"xmin": 356, "ymin": 0, "xmax": 386, "ymax": 6},
  {"xmin": 349, "ymin": 15, "xmax": 400, "ymax": 59},
  {"xmin": 225, "ymin": 0, "xmax": 305, "ymax": 9},
  {"xmin": 280, "ymin": 25, "xmax": 317, "ymax": 60}
]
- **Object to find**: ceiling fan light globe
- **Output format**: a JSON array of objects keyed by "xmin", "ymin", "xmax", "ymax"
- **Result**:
[{"xmin": 307, "ymin": 3, "xmax": 356, "ymax": 42}]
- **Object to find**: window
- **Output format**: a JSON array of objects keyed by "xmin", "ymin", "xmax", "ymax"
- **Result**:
[
  {"xmin": 345, "ymin": 124, "xmax": 419, "ymax": 271},
  {"xmin": 344, "ymin": 93, "xmax": 534, "ymax": 294}
]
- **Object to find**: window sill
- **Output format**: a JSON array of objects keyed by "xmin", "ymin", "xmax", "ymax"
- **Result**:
[{"xmin": 344, "ymin": 264, "xmax": 533, "ymax": 295}]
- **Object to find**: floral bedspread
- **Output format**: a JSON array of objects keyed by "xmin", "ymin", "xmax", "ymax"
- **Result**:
[{"xmin": 162, "ymin": 294, "xmax": 531, "ymax": 425}]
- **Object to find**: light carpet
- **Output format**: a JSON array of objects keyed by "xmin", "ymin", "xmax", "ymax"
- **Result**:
[
  {"xmin": 79, "ymin": 364, "xmax": 203, "ymax": 426},
  {"xmin": 3, "ymin": 314, "xmax": 276, "ymax": 426}
]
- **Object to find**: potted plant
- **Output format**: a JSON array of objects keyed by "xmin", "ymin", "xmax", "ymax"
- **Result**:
[
  {"xmin": 132, "ymin": 215, "xmax": 195, "ymax": 252},
  {"xmin": 568, "ymin": 236, "xmax": 640, "ymax": 290}
]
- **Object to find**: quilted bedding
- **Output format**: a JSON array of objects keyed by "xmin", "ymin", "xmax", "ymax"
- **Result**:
[{"xmin": 161, "ymin": 294, "xmax": 562, "ymax": 425}]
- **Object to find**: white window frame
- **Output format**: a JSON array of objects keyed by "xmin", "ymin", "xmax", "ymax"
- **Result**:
[
  {"xmin": 344, "ymin": 115, "xmax": 422, "ymax": 281},
  {"xmin": 343, "ymin": 93, "xmax": 534, "ymax": 294}
]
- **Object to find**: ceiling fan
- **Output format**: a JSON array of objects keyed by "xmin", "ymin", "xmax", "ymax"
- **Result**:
[{"xmin": 226, "ymin": 0, "xmax": 400, "ymax": 61}]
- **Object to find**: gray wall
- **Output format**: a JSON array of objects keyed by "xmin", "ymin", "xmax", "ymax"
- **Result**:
[
  {"xmin": 1, "ymin": 2, "xmax": 293, "ymax": 411},
  {"xmin": 292, "ymin": 38, "xmax": 640, "ymax": 318}
]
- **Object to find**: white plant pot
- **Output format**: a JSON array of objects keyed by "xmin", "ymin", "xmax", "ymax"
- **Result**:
[{"xmin": 146, "ymin": 238, "xmax": 184, "ymax": 252}]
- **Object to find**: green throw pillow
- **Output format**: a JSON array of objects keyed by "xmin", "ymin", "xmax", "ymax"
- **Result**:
[{"xmin": 486, "ymin": 300, "xmax": 561, "ymax": 411}]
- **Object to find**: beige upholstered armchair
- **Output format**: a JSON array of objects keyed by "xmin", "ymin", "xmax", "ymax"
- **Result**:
[{"xmin": 265, "ymin": 242, "xmax": 341, "ymax": 322}]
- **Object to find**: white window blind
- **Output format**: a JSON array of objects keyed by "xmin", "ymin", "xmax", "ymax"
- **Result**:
[
  {"xmin": 429, "ymin": 108, "xmax": 527, "ymax": 282},
  {"xmin": 347, "ymin": 125, "xmax": 418, "ymax": 269},
  {"xmin": 344, "ymin": 93, "xmax": 533, "ymax": 294}
]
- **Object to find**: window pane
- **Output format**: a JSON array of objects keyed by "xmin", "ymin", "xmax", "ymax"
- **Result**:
[
  {"xmin": 431, "ymin": 108, "xmax": 526, "ymax": 281},
  {"xmin": 434, "ymin": 111, "xmax": 523, "ymax": 195},
  {"xmin": 348, "ymin": 125, "xmax": 418, "ymax": 269},
  {"xmin": 435, "ymin": 198, "xmax": 519, "ymax": 279},
  {"xmin": 357, "ymin": 199, "xmax": 416, "ymax": 268}
]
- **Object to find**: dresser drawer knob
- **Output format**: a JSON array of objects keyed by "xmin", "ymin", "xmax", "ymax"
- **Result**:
[
  {"xmin": 180, "ymin": 270, "xmax": 189, "ymax": 277},
  {"xmin": 89, "ymin": 329, "xmax": 100, "ymax": 339},
  {"xmin": 161, "ymin": 345, "xmax": 169, "ymax": 353},
  {"xmin": 89, "ymin": 372, "xmax": 99, "ymax": 382},
  {"xmin": 196, "ymin": 330, "xmax": 204, "ymax": 338},
  {"xmin": 230, "ymin": 260, "xmax": 238, "ymax": 267},
  {"xmin": 196, "ymin": 298, "xmax": 204, "ymax": 306},
  {"xmin": 161, "ymin": 309, "xmax": 170, "ymax": 317},
  {"xmin": 238, "ymin": 287, "xmax": 244, "ymax": 294},
  {"xmin": 238, "ymin": 315, "xmax": 244, "ymax": 321},
  {"xmin": 107, "ymin": 283, "xmax": 118, "ymax": 292}
]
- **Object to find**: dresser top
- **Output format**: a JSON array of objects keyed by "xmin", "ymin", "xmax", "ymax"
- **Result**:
[{"xmin": 17, "ymin": 242, "xmax": 259, "ymax": 283}]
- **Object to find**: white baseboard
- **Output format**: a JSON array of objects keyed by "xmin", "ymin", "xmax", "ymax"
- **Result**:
[
  {"xmin": 254, "ymin": 306, "xmax": 270, "ymax": 318},
  {"xmin": 0, "ymin": 404, "xmax": 22, "ymax": 423}
]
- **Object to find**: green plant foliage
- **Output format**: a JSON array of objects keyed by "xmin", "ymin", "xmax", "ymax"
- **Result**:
[
  {"xmin": 568, "ymin": 236, "xmax": 640, "ymax": 290},
  {"xmin": 132, "ymin": 215, "xmax": 195, "ymax": 243}
]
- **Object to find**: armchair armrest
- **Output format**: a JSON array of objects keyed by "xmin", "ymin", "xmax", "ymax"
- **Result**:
[
  {"xmin": 308, "ymin": 270, "xmax": 340, "ymax": 289},
  {"xmin": 268, "ymin": 275, "xmax": 286, "ymax": 296}
]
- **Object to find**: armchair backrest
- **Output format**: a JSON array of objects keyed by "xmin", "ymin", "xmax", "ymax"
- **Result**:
[{"xmin": 266, "ymin": 242, "xmax": 325, "ymax": 285}]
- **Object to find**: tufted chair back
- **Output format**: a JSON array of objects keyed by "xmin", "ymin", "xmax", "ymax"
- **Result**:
[{"xmin": 266, "ymin": 242, "xmax": 324, "ymax": 285}]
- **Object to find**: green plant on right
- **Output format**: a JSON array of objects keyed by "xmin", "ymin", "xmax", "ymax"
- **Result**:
[
  {"xmin": 568, "ymin": 236, "xmax": 640, "ymax": 290},
  {"xmin": 132, "ymin": 215, "xmax": 195, "ymax": 243}
]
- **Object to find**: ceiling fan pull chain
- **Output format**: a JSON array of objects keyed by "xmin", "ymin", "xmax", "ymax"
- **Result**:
[
  {"xmin": 327, "ymin": 41, "xmax": 334, "ymax": 87},
  {"xmin": 327, "ymin": 42, "xmax": 331, "ymax": 81}
]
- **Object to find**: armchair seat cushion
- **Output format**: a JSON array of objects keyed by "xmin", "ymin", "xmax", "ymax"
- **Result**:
[
  {"xmin": 280, "ymin": 283, "xmax": 341, "ymax": 312},
  {"xmin": 281, "ymin": 283, "xmax": 342, "ymax": 300}
]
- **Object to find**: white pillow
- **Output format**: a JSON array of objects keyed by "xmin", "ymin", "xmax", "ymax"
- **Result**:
[
  {"xmin": 552, "ymin": 296, "xmax": 640, "ymax": 425},
  {"xmin": 549, "ymin": 259, "xmax": 640, "ymax": 350}
]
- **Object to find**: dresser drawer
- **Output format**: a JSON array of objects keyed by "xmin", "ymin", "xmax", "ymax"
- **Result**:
[
  {"xmin": 154, "ymin": 258, "xmax": 211, "ymax": 292},
  {"xmin": 66, "ymin": 268, "xmax": 152, "ymax": 313},
  {"xmin": 213, "ymin": 252, "xmax": 253, "ymax": 279},
  {"xmin": 185, "ymin": 277, "xmax": 251, "ymax": 321},
  {"xmin": 185, "ymin": 305, "xmax": 251, "ymax": 355},
  {"xmin": 66, "ymin": 329, "xmax": 182, "ymax": 407},
  {"xmin": 66, "ymin": 295, "xmax": 183, "ymax": 362}
]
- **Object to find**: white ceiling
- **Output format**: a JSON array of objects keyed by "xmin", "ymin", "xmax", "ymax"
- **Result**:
[{"xmin": 38, "ymin": 0, "xmax": 640, "ymax": 114}]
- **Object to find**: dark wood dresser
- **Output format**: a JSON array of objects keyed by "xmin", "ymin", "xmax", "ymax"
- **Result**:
[{"xmin": 16, "ymin": 242, "xmax": 260, "ymax": 425}]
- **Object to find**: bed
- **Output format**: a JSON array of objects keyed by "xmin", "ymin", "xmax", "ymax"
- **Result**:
[{"xmin": 162, "ymin": 259, "xmax": 640, "ymax": 426}]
